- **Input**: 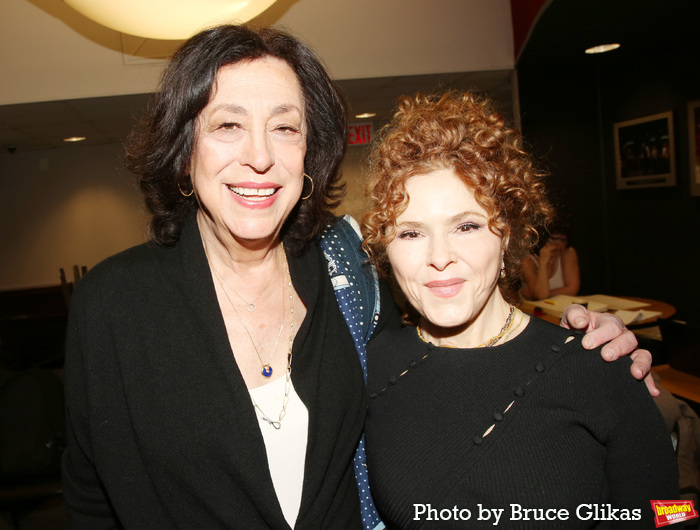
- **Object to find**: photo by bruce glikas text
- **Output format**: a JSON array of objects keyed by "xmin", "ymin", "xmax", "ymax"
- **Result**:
[{"xmin": 412, "ymin": 503, "xmax": 642, "ymax": 525}]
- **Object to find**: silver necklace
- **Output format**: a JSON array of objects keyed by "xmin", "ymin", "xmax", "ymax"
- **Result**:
[
  {"xmin": 250, "ymin": 253, "xmax": 295, "ymax": 429},
  {"xmin": 222, "ymin": 255, "xmax": 276, "ymax": 312},
  {"xmin": 222, "ymin": 276, "xmax": 284, "ymax": 378},
  {"xmin": 232, "ymin": 297, "xmax": 284, "ymax": 378},
  {"xmin": 204, "ymin": 240, "xmax": 295, "ymax": 428},
  {"xmin": 207, "ymin": 246, "xmax": 286, "ymax": 379}
]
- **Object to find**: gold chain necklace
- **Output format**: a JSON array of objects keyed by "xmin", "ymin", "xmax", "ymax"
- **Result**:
[
  {"xmin": 417, "ymin": 304, "xmax": 516, "ymax": 348},
  {"xmin": 498, "ymin": 307, "xmax": 524, "ymax": 344}
]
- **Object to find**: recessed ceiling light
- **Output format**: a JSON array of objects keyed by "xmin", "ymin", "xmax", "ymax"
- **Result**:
[
  {"xmin": 63, "ymin": 136, "xmax": 86, "ymax": 143},
  {"xmin": 355, "ymin": 112, "xmax": 376, "ymax": 119},
  {"xmin": 585, "ymin": 43, "xmax": 621, "ymax": 55}
]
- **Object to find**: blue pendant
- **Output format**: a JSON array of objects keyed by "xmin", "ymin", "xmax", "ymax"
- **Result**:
[{"xmin": 261, "ymin": 365, "xmax": 273, "ymax": 378}]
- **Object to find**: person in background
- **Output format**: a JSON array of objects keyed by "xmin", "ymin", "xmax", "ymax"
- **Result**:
[
  {"xmin": 520, "ymin": 223, "xmax": 580, "ymax": 300},
  {"xmin": 362, "ymin": 91, "xmax": 678, "ymax": 529},
  {"xmin": 62, "ymin": 25, "xmax": 652, "ymax": 529}
]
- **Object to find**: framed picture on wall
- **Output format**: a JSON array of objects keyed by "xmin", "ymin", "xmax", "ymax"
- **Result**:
[
  {"xmin": 689, "ymin": 101, "xmax": 700, "ymax": 196},
  {"xmin": 614, "ymin": 111, "xmax": 676, "ymax": 190}
]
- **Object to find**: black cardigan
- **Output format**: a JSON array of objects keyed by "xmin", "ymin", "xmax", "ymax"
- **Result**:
[
  {"xmin": 63, "ymin": 216, "xmax": 368, "ymax": 529},
  {"xmin": 365, "ymin": 317, "xmax": 679, "ymax": 529}
]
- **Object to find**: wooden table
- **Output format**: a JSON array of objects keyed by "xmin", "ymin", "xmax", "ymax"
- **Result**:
[
  {"xmin": 621, "ymin": 296, "xmax": 676, "ymax": 328},
  {"xmin": 519, "ymin": 306, "xmax": 559, "ymax": 325},
  {"xmin": 520, "ymin": 295, "xmax": 676, "ymax": 328},
  {"xmin": 652, "ymin": 364, "xmax": 700, "ymax": 404}
]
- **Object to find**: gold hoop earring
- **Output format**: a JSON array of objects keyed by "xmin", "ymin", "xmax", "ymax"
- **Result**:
[
  {"xmin": 301, "ymin": 173, "xmax": 314, "ymax": 200},
  {"xmin": 178, "ymin": 182, "xmax": 194, "ymax": 197}
]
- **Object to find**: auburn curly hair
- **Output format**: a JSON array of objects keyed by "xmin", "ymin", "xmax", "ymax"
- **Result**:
[{"xmin": 362, "ymin": 91, "xmax": 554, "ymax": 303}]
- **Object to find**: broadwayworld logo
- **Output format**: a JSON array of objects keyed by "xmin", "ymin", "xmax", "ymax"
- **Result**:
[{"xmin": 651, "ymin": 500, "xmax": 698, "ymax": 527}]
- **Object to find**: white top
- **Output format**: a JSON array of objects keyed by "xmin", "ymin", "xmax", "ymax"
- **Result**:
[
  {"xmin": 249, "ymin": 375, "xmax": 309, "ymax": 528},
  {"xmin": 527, "ymin": 254, "xmax": 564, "ymax": 290}
]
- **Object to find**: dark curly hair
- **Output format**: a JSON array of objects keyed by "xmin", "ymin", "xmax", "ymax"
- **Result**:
[
  {"xmin": 362, "ymin": 91, "xmax": 554, "ymax": 303},
  {"xmin": 125, "ymin": 25, "xmax": 347, "ymax": 251}
]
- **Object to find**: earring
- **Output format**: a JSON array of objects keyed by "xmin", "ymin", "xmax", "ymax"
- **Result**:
[
  {"xmin": 301, "ymin": 173, "xmax": 314, "ymax": 200},
  {"xmin": 500, "ymin": 260, "xmax": 506, "ymax": 279},
  {"xmin": 178, "ymin": 181, "xmax": 194, "ymax": 197}
]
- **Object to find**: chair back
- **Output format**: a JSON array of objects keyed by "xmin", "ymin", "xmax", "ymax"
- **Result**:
[
  {"xmin": 659, "ymin": 318, "xmax": 700, "ymax": 378},
  {"xmin": 0, "ymin": 370, "xmax": 65, "ymax": 482}
]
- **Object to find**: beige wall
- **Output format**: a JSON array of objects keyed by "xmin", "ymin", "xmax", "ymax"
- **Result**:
[
  {"xmin": 0, "ymin": 144, "xmax": 148, "ymax": 290},
  {"xmin": 335, "ymin": 143, "xmax": 373, "ymax": 223},
  {"xmin": 0, "ymin": 141, "xmax": 373, "ymax": 291}
]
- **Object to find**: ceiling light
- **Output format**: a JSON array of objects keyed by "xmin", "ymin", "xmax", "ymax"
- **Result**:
[
  {"xmin": 63, "ymin": 0, "xmax": 279, "ymax": 40},
  {"xmin": 63, "ymin": 136, "xmax": 86, "ymax": 143},
  {"xmin": 585, "ymin": 43, "xmax": 621, "ymax": 55},
  {"xmin": 355, "ymin": 112, "xmax": 376, "ymax": 119}
]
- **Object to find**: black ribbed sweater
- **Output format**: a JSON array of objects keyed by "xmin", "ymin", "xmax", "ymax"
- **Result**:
[{"xmin": 365, "ymin": 317, "xmax": 678, "ymax": 529}]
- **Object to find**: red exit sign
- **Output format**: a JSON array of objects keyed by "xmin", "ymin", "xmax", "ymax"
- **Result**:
[{"xmin": 348, "ymin": 122, "xmax": 373, "ymax": 146}]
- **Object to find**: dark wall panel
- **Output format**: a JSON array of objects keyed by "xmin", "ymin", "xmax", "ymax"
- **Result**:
[{"xmin": 517, "ymin": 1, "xmax": 700, "ymax": 323}]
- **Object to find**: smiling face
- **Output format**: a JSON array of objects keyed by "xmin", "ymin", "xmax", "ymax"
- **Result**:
[
  {"xmin": 191, "ymin": 56, "xmax": 307, "ymax": 250},
  {"xmin": 387, "ymin": 169, "xmax": 510, "ymax": 343}
]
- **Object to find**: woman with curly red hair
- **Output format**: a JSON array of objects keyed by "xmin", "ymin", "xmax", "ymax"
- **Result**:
[{"xmin": 362, "ymin": 91, "xmax": 677, "ymax": 528}]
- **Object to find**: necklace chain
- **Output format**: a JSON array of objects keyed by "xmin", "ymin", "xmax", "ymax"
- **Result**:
[
  {"xmin": 204, "ymin": 240, "xmax": 295, "ymax": 429},
  {"xmin": 417, "ymin": 304, "xmax": 517, "ymax": 348},
  {"xmin": 221, "ymin": 253, "xmax": 276, "ymax": 312},
  {"xmin": 250, "ymin": 256, "xmax": 294, "ymax": 429},
  {"xmin": 209, "ymin": 248, "xmax": 285, "ymax": 378},
  {"xmin": 499, "ymin": 307, "xmax": 524, "ymax": 344}
]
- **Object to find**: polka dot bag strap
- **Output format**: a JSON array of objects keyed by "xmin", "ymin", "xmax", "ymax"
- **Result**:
[{"xmin": 320, "ymin": 215, "xmax": 384, "ymax": 530}]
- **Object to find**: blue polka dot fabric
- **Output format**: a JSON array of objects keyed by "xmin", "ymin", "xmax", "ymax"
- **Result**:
[{"xmin": 320, "ymin": 216, "xmax": 384, "ymax": 530}]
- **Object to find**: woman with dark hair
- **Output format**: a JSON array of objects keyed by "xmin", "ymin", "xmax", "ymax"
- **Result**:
[
  {"xmin": 362, "ymin": 91, "xmax": 677, "ymax": 528},
  {"xmin": 63, "ymin": 25, "xmax": 651, "ymax": 529},
  {"xmin": 63, "ymin": 25, "xmax": 380, "ymax": 529},
  {"xmin": 520, "ymin": 223, "xmax": 581, "ymax": 300},
  {"xmin": 127, "ymin": 26, "xmax": 348, "ymax": 249}
]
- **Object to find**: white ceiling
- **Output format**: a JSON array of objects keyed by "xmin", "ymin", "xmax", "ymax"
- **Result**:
[{"xmin": 2, "ymin": 0, "xmax": 514, "ymax": 105}]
